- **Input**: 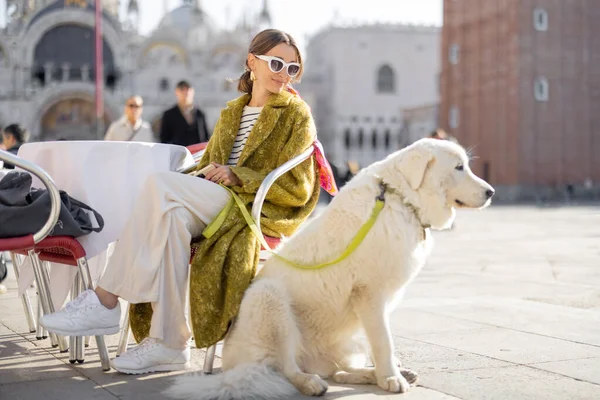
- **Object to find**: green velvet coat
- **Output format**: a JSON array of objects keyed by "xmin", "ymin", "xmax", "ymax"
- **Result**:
[{"xmin": 129, "ymin": 90, "xmax": 320, "ymax": 348}]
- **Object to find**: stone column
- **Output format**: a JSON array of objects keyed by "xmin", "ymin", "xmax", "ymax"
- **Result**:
[
  {"xmin": 13, "ymin": 64, "xmax": 22, "ymax": 96},
  {"xmin": 23, "ymin": 65, "xmax": 31, "ymax": 88},
  {"xmin": 61, "ymin": 62, "xmax": 70, "ymax": 81},
  {"xmin": 81, "ymin": 64, "xmax": 90, "ymax": 81},
  {"xmin": 44, "ymin": 62, "xmax": 53, "ymax": 85}
]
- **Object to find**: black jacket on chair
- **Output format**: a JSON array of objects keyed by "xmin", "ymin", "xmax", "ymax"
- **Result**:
[
  {"xmin": 0, "ymin": 171, "xmax": 104, "ymax": 238},
  {"xmin": 159, "ymin": 105, "xmax": 210, "ymax": 146}
]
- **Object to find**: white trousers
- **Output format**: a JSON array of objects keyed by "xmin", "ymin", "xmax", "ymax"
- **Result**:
[{"xmin": 99, "ymin": 172, "xmax": 231, "ymax": 349}]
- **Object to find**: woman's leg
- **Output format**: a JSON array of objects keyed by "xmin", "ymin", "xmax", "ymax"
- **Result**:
[
  {"xmin": 40, "ymin": 172, "xmax": 231, "ymax": 349},
  {"xmin": 95, "ymin": 287, "xmax": 119, "ymax": 309},
  {"xmin": 148, "ymin": 206, "xmax": 205, "ymax": 350},
  {"xmin": 110, "ymin": 206, "xmax": 206, "ymax": 374},
  {"xmin": 108, "ymin": 173, "xmax": 230, "ymax": 374}
]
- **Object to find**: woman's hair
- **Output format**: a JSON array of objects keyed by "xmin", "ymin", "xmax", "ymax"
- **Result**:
[
  {"xmin": 3, "ymin": 124, "xmax": 30, "ymax": 144},
  {"xmin": 238, "ymin": 29, "xmax": 304, "ymax": 94}
]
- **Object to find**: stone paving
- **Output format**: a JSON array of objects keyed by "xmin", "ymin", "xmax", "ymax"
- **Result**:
[{"xmin": 1, "ymin": 205, "xmax": 599, "ymax": 399}]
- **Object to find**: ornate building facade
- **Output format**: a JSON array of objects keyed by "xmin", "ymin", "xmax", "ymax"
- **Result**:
[
  {"xmin": 298, "ymin": 24, "xmax": 440, "ymax": 169},
  {"xmin": 0, "ymin": 0, "xmax": 272, "ymax": 140}
]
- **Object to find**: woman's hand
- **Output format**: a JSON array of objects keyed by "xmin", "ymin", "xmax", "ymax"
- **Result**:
[{"xmin": 204, "ymin": 163, "xmax": 242, "ymax": 187}]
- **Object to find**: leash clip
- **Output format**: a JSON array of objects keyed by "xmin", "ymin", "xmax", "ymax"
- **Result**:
[{"xmin": 376, "ymin": 179, "xmax": 387, "ymax": 202}]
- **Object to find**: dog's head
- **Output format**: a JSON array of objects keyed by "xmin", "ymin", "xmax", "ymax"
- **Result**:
[{"xmin": 383, "ymin": 138, "xmax": 494, "ymax": 228}]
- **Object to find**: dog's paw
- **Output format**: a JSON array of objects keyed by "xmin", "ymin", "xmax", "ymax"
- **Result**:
[
  {"xmin": 296, "ymin": 374, "xmax": 329, "ymax": 397},
  {"xmin": 399, "ymin": 367, "xmax": 419, "ymax": 385},
  {"xmin": 333, "ymin": 370, "xmax": 376, "ymax": 385},
  {"xmin": 333, "ymin": 371, "xmax": 351, "ymax": 384},
  {"xmin": 377, "ymin": 375, "xmax": 410, "ymax": 393}
]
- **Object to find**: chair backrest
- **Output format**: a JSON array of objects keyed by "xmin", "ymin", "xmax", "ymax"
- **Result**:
[{"xmin": 250, "ymin": 146, "xmax": 315, "ymax": 246}]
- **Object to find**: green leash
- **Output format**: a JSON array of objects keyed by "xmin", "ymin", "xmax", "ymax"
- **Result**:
[{"xmin": 202, "ymin": 182, "xmax": 387, "ymax": 270}]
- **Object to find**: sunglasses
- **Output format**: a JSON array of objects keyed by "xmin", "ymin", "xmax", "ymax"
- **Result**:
[
  {"xmin": 127, "ymin": 104, "xmax": 142, "ymax": 108},
  {"xmin": 255, "ymin": 55, "xmax": 301, "ymax": 78}
]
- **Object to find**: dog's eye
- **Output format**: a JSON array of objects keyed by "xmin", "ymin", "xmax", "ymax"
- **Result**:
[{"xmin": 455, "ymin": 164, "xmax": 464, "ymax": 171}]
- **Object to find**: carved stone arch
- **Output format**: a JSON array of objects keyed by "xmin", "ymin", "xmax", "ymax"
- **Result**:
[
  {"xmin": 138, "ymin": 40, "xmax": 191, "ymax": 69},
  {"xmin": 33, "ymin": 83, "xmax": 119, "ymax": 141}
]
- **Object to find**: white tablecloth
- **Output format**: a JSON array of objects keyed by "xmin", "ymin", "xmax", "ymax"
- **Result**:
[{"xmin": 15, "ymin": 141, "xmax": 194, "ymax": 306}]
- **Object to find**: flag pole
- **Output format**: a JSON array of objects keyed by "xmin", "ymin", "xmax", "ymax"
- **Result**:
[{"xmin": 95, "ymin": 0, "xmax": 104, "ymax": 139}]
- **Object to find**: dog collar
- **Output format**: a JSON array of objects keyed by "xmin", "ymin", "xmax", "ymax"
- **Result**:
[{"xmin": 375, "ymin": 176, "xmax": 430, "ymax": 239}]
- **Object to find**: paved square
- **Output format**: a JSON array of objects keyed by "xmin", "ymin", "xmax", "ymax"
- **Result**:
[{"xmin": 1, "ymin": 205, "xmax": 599, "ymax": 399}]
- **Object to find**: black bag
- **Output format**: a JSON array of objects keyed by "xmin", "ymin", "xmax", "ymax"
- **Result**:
[{"xmin": 0, "ymin": 171, "xmax": 104, "ymax": 239}]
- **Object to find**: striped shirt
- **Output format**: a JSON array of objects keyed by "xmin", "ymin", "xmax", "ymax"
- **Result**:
[{"xmin": 227, "ymin": 106, "xmax": 263, "ymax": 166}]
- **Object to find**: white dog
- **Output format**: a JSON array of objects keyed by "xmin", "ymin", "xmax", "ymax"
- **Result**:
[{"xmin": 166, "ymin": 138, "xmax": 495, "ymax": 399}]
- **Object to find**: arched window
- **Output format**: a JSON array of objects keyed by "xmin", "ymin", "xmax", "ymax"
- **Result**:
[
  {"xmin": 371, "ymin": 129, "xmax": 378, "ymax": 148},
  {"xmin": 344, "ymin": 128, "xmax": 352, "ymax": 149},
  {"xmin": 377, "ymin": 64, "xmax": 395, "ymax": 93},
  {"xmin": 160, "ymin": 78, "xmax": 170, "ymax": 91},
  {"xmin": 449, "ymin": 44, "xmax": 460, "ymax": 64},
  {"xmin": 533, "ymin": 8, "xmax": 548, "ymax": 31},
  {"xmin": 358, "ymin": 128, "xmax": 364, "ymax": 148},
  {"xmin": 534, "ymin": 76, "xmax": 549, "ymax": 101},
  {"xmin": 384, "ymin": 129, "xmax": 391, "ymax": 149},
  {"xmin": 449, "ymin": 106, "xmax": 460, "ymax": 128},
  {"xmin": 33, "ymin": 24, "xmax": 116, "ymax": 87}
]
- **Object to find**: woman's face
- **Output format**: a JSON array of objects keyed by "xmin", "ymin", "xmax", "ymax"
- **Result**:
[{"xmin": 249, "ymin": 43, "xmax": 300, "ymax": 94}]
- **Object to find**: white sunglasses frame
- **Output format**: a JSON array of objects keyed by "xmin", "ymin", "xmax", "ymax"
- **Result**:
[{"xmin": 254, "ymin": 55, "xmax": 301, "ymax": 77}]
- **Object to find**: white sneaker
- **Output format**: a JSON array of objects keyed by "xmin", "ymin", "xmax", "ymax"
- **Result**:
[
  {"xmin": 39, "ymin": 289, "xmax": 120, "ymax": 336},
  {"xmin": 111, "ymin": 338, "xmax": 191, "ymax": 374}
]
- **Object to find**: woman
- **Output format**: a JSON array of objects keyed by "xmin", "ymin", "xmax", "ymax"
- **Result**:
[
  {"xmin": 40, "ymin": 29, "xmax": 325, "ymax": 374},
  {"xmin": 1, "ymin": 124, "xmax": 30, "ymax": 169}
]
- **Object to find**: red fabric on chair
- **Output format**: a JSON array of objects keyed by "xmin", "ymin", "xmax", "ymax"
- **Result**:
[
  {"xmin": 33, "ymin": 236, "xmax": 86, "ymax": 259},
  {"xmin": 186, "ymin": 142, "xmax": 208, "ymax": 154},
  {"xmin": 12, "ymin": 236, "xmax": 87, "ymax": 267},
  {"xmin": 263, "ymin": 236, "xmax": 281, "ymax": 250},
  {"xmin": 0, "ymin": 235, "xmax": 35, "ymax": 251},
  {"xmin": 35, "ymin": 252, "xmax": 78, "ymax": 266}
]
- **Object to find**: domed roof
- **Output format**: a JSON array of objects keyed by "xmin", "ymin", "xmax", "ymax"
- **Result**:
[
  {"xmin": 157, "ymin": 3, "xmax": 217, "ymax": 49},
  {"xmin": 158, "ymin": 3, "xmax": 216, "ymax": 34}
]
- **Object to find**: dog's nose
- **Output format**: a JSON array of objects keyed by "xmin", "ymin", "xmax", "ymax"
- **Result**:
[{"xmin": 485, "ymin": 189, "xmax": 495, "ymax": 199}]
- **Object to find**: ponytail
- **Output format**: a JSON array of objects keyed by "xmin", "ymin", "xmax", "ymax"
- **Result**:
[{"xmin": 237, "ymin": 70, "xmax": 253, "ymax": 94}]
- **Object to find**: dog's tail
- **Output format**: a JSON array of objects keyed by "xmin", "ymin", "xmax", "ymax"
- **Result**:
[{"xmin": 164, "ymin": 363, "xmax": 296, "ymax": 400}]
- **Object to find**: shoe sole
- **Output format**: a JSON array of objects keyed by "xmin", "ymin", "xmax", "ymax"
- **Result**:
[
  {"xmin": 111, "ymin": 361, "xmax": 191, "ymax": 375},
  {"xmin": 39, "ymin": 324, "xmax": 120, "ymax": 337}
]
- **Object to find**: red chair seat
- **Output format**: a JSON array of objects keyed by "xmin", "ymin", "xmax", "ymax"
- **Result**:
[
  {"xmin": 0, "ymin": 235, "xmax": 35, "ymax": 252},
  {"xmin": 9, "ymin": 236, "xmax": 86, "ymax": 267},
  {"xmin": 186, "ymin": 143, "xmax": 208, "ymax": 154}
]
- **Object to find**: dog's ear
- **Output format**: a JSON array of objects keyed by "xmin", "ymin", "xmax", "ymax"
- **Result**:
[{"xmin": 397, "ymin": 147, "xmax": 434, "ymax": 190}]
